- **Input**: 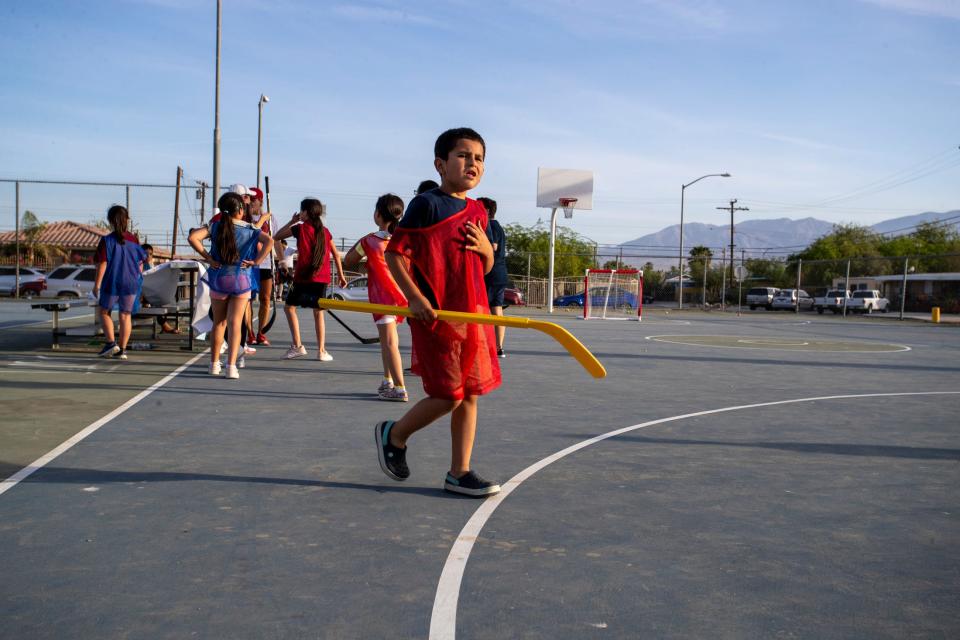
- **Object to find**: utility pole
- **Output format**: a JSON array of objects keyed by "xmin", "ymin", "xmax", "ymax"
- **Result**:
[
  {"xmin": 196, "ymin": 180, "xmax": 208, "ymax": 224},
  {"xmin": 717, "ymin": 199, "xmax": 749, "ymax": 286},
  {"xmin": 720, "ymin": 246, "xmax": 726, "ymax": 311},
  {"xmin": 172, "ymin": 166, "xmax": 183, "ymax": 257}
]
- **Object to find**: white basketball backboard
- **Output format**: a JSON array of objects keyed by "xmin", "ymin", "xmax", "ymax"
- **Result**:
[{"xmin": 537, "ymin": 168, "xmax": 594, "ymax": 210}]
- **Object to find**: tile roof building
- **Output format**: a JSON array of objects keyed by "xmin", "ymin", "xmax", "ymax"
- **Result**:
[
  {"xmin": 0, "ymin": 220, "xmax": 111, "ymax": 265},
  {"xmin": 0, "ymin": 220, "xmax": 108, "ymax": 250}
]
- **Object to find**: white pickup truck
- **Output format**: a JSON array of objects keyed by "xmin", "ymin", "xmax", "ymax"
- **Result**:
[
  {"xmin": 814, "ymin": 289, "xmax": 850, "ymax": 314},
  {"xmin": 847, "ymin": 289, "xmax": 890, "ymax": 314}
]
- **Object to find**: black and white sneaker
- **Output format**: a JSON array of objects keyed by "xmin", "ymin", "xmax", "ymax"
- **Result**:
[
  {"xmin": 375, "ymin": 421, "xmax": 409, "ymax": 481},
  {"xmin": 443, "ymin": 470, "xmax": 501, "ymax": 497},
  {"xmin": 496, "ymin": 347, "xmax": 506, "ymax": 358},
  {"xmin": 116, "ymin": 349, "xmax": 128, "ymax": 360},
  {"xmin": 98, "ymin": 342, "xmax": 119, "ymax": 358}
]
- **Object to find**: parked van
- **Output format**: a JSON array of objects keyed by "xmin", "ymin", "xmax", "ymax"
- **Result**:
[{"xmin": 746, "ymin": 287, "xmax": 779, "ymax": 310}]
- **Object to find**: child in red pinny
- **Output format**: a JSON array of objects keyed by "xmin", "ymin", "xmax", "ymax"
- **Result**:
[
  {"xmin": 343, "ymin": 194, "xmax": 410, "ymax": 401},
  {"xmin": 377, "ymin": 128, "xmax": 501, "ymax": 497}
]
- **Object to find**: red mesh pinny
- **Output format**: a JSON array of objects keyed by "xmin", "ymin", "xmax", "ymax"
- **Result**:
[
  {"xmin": 387, "ymin": 200, "xmax": 501, "ymax": 400},
  {"xmin": 360, "ymin": 232, "xmax": 407, "ymax": 322}
]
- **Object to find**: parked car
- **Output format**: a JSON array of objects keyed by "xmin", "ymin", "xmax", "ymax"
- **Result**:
[
  {"xmin": 19, "ymin": 279, "xmax": 48, "ymax": 297},
  {"xmin": 847, "ymin": 289, "xmax": 890, "ymax": 314},
  {"xmin": 746, "ymin": 287, "xmax": 780, "ymax": 310},
  {"xmin": 503, "ymin": 287, "xmax": 525, "ymax": 307},
  {"xmin": 771, "ymin": 288, "xmax": 814, "ymax": 311},
  {"xmin": 814, "ymin": 289, "xmax": 851, "ymax": 314},
  {"xmin": 40, "ymin": 264, "xmax": 98, "ymax": 298},
  {"xmin": 0, "ymin": 266, "xmax": 46, "ymax": 296},
  {"xmin": 329, "ymin": 276, "xmax": 369, "ymax": 302},
  {"xmin": 554, "ymin": 286, "xmax": 638, "ymax": 309}
]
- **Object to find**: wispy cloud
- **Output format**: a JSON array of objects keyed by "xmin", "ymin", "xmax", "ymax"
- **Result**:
[
  {"xmin": 858, "ymin": 0, "xmax": 960, "ymax": 20},
  {"xmin": 332, "ymin": 3, "xmax": 446, "ymax": 28},
  {"xmin": 760, "ymin": 133, "xmax": 855, "ymax": 154},
  {"xmin": 506, "ymin": 0, "xmax": 730, "ymax": 38}
]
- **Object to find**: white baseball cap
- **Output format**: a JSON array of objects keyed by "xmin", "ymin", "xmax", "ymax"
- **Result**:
[{"xmin": 228, "ymin": 183, "xmax": 252, "ymax": 196}]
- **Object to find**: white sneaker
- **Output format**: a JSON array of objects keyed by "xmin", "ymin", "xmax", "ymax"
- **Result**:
[
  {"xmin": 318, "ymin": 351, "xmax": 333, "ymax": 362},
  {"xmin": 284, "ymin": 345, "xmax": 307, "ymax": 359},
  {"xmin": 244, "ymin": 345, "xmax": 257, "ymax": 355},
  {"xmin": 209, "ymin": 360, "xmax": 222, "ymax": 376},
  {"xmin": 220, "ymin": 342, "xmax": 228, "ymax": 354},
  {"xmin": 224, "ymin": 364, "xmax": 240, "ymax": 379},
  {"xmin": 237, "ymin": 355, "xmax": 245, "ymax": 369}
]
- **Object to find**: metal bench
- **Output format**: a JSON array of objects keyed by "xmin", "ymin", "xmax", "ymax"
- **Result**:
[{"xmin": 30, "ymin": 299, "xmax": 95, "ymax": 349}]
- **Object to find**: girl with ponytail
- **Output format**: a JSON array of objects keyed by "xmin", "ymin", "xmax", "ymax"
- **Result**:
[
  {"xmin": 93, "ymin": 205, "xmax": 148, "ymax": 359},
  {"xmin": 189, "ymin": 192, "xmax": 274, "ymax": 379},
  {"xmin": 273, "ymin": 198, "xmax": 347, "ymax": 361},
  {"xmin": 342, "ymin": 194, "xmax": 409, "ymax": 401}
]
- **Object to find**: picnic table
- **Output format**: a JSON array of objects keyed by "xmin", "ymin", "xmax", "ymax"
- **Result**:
[{"xmin": 30, "ymin": 261, "xmax": 202, "ymax": 350}]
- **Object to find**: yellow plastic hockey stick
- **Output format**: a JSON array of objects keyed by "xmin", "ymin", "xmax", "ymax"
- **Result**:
[{"xmin": 316, "ymin": 298, "xmax": 606, "ymax": 378}]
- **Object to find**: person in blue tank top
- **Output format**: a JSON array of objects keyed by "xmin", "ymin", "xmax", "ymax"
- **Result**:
[
  {"xmin": 189, "ymin": 193, "xmax": 274, "ymax": 380},
  {"xmin": 93, "ymin": 205, "xmax": 147, "ymax": 360}
]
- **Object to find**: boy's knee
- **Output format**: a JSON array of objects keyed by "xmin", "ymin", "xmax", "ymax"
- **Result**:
[{"xmin": 435, "ymin": 397, "xmax": 461, "ymax": 412}]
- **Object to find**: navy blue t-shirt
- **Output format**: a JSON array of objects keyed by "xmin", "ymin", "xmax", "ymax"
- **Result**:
[
  {"xmin": 396, "ymin": 188, "xmax": 471, "ymax": 307},
  {"xmin": 484, "ymin": 219, "xmax": 508, "ymax": 287},
  {"xmin": 398, "ymin": 188, "xmax": 467, "ymax": 228}
]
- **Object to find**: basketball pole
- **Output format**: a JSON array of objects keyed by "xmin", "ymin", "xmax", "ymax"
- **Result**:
[{"xmin": 547, "ymin": 206, "xmax": 558, "ymax": 313}]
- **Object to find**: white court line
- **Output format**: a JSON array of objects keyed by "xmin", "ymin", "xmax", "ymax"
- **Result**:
[
  {"xmin": 1, "ymin": 312, "xmax": 94, "ymax": 329},
  {"xmin": 0, "ymin": 349, "xmax": 209, "ymax": 497},
  {"xmin": 429, "ymin": 390, "xmax": 960, "ymax": 640}
]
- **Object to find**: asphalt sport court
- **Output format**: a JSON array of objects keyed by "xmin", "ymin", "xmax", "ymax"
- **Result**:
[{"xmin": 1, "ymin": 309, "xmax": 958, "ymax": 639}]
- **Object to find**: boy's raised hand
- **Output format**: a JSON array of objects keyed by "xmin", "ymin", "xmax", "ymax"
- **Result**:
[{"xmin": 463, "ymin": 221, "xmax": 493, "ymax": 259}]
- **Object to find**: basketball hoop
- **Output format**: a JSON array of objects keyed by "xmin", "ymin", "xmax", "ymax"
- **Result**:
[{"xmin": 559, "ymin": 197, "xmax": 578, "ymax": 219}]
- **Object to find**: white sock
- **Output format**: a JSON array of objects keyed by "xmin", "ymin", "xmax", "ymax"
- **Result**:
[{"xmin": 382, "ymin": 378, "xmax": 393, "ymax": 387}]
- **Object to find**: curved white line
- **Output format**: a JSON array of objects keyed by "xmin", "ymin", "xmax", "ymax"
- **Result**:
[
  {"xmin": 429, "ymin": 390, "xmax": 960, "ymax": 640},
  {"xmin": 644, "ymin": 334, "xmax": 912, "ymax": 353},
  {"xmin": 737, "ymin": 339, "xmax": 810, "ymax": 346}
]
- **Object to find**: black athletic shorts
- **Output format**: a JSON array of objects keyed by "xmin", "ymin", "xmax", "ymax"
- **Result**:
[
  {"xmin": 487, "ymin": 284, "xmax": 506, "ymax": 308},
  {"xmin": 285, "ymin": 282, "xmax": 328, "ymax": 309},
  {"xmin": 258, "ymin": 268, "xmax": 273, "ymax": 280}
]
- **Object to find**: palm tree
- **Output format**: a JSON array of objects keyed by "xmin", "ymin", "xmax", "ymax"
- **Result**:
[{"xmin": 21, "ymin": 210, "xmax": 47, "ymax": 265}]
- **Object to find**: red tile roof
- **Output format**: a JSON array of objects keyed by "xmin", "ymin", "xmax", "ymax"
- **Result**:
[{"xmin": 0, "ymin": 221, "xmax": 109, "ymax": 250}]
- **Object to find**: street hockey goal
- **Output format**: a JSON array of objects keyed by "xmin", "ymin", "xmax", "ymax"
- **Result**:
[{"xmin": 583, "ymin": 269, "xmax": 642, "ymax": 321}]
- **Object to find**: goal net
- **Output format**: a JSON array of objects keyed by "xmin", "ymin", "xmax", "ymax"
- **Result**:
[{"xmin": 583, "ymin": 269, "xmax": 642, "ymax": 321}]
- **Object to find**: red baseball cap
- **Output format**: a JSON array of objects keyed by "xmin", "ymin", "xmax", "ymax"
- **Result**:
[{"xmin": 248, "ymin": 187, "xmax": 264, "ymax": 201}]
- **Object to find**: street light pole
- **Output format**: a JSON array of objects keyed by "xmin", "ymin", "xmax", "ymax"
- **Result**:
[
  {"xmin": 257, "ymin": 94, "xmax": 269, "ymax": 189},
  {"xmin": 212, "ymin": 0, "xmax": 222, "ymax": 205},
  {"xmin": 679, "ymin": 172, "xmax": 730, "ymax": 309}
]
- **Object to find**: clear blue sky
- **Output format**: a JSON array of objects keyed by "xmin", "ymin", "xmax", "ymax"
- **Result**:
[{"xmin": 1, "ymin": 0, "xmax": 958, "ymax": 249}]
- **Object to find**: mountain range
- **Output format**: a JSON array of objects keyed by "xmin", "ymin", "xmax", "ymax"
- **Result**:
[{"xmin": 618, "ymin": 210, "xmax": 960, "ymax": 266}]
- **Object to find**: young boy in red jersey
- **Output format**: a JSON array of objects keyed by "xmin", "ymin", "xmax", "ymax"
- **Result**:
[{"xmin": 378, "ymin": 128, "xmax": 501, "ymax": 497}]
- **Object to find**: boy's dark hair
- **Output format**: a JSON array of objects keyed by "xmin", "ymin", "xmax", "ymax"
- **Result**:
[
  {"xmin": 477, "ymin": 197, "xmax": 497, "ymax": 217},
  {"xmin": 416, "ymin": 179, "xmax": 439, "ymax": 195},
  {"xmin": 107, "ymin": 205, "xmax": 130, "ymax": 245},
  {"xmin": 375, "ymin": 193, "xmax": 404, "ymax": 233},
  {"xmin": 215, "ymin": 192, "xmax": 244, "ymax": 264},
  {"xmin": 300, "ymin": 198, "xmax": 327, "ymax": 275},
  {"xmin": 142, "ymin": 243, "xmax": 153, "ymax": 252},
  {"xmin": 434, "ymin": 127, "xmax": 485, "ymax": 160}
]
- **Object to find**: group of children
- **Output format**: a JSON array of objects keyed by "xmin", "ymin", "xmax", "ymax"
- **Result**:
[{"xmin": 94, "ymin": 127, "xmax": 504, "ymax": 497}]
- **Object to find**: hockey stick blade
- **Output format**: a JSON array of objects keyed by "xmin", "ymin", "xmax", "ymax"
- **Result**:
[{"xmin": 326, "ymin": 308, "xmax": 380, "ymax": 344}]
